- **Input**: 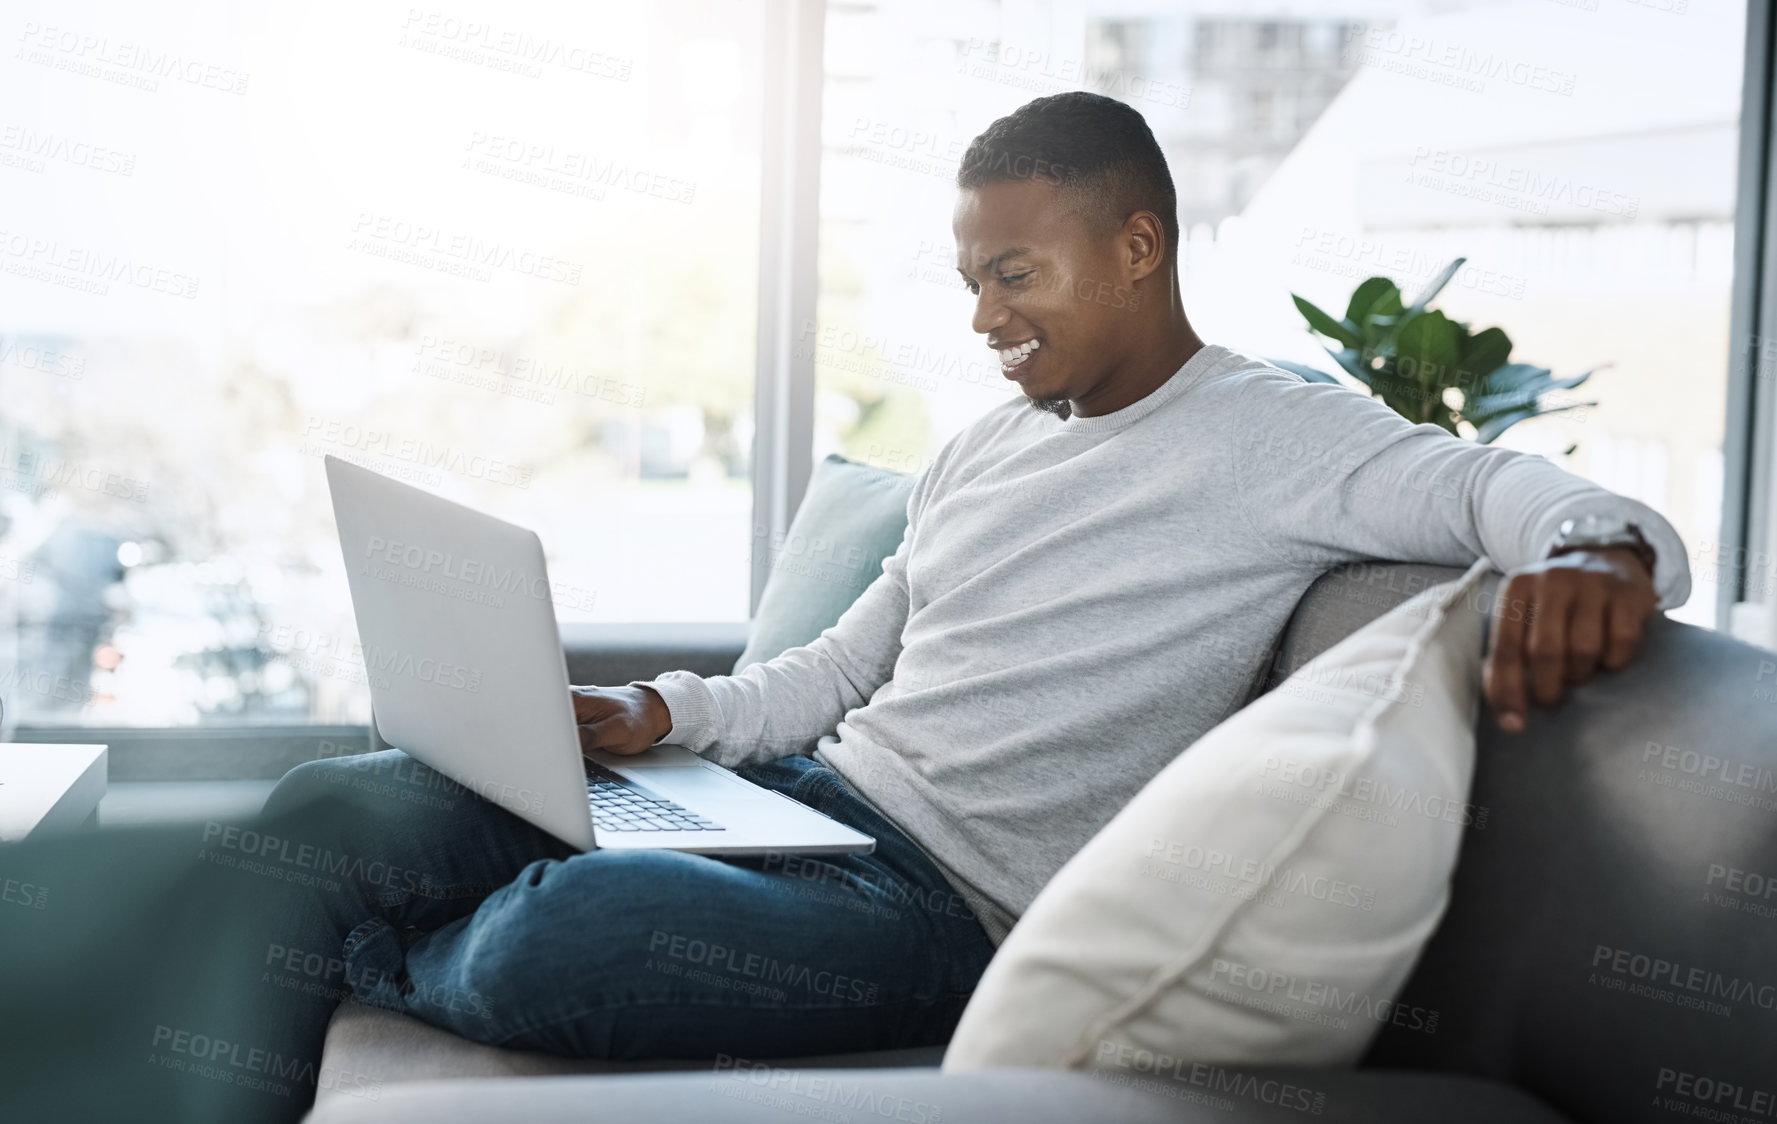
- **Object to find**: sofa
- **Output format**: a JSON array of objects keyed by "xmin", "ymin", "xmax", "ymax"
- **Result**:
[{"xmin": 303, "ymin": 557, "xmax": 1777, "ymax": 1123}]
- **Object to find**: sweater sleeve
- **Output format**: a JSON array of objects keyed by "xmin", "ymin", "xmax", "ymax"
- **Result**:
[
  {"xmin": 1229, "ymin": 370, "xmax": 1692, "ymax": 610},
  {"xmin": 627, "ymin": 474, "xmax": 926, "ymax": 770}
]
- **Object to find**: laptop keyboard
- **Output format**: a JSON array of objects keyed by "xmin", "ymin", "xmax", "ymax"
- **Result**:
[{"xmin": 585, "ymin": 763, "xmax": 725, "ymax": 833}]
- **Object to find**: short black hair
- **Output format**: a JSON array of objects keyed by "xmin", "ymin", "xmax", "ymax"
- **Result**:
[{"xmin": 957, "ymin": 91, "xmax": 1179, "ymax": 260}]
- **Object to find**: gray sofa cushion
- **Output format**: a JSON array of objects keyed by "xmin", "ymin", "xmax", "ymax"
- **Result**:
[
  {"xmin": 733, "ymin": 454, "xmax": 914, "ymax": 673},
  {"xmin": 304, "ymin": 1066, "xmax": 1574, "ymax": 1123},
  {"xmin": 317, "ymin": 998, "xmax": 944, "ymax": 1091}
]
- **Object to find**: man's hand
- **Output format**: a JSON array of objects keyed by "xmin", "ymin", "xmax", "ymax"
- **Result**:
[
  {"xmin": 1483, "ymin": 546, "xmax": 1659, "ymax": 732},
  {"xmin": 571, "ymin": 685, "xmax": 672, "ymax": 756}
]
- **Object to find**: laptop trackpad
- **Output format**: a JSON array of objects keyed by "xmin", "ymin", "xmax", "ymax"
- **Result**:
[{"xmin": 627, "ymin": 763, "xmax": 759, "ymax": 802}]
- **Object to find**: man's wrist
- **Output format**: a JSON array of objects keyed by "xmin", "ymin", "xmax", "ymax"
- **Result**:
[
  {"xmin": 627, "ymin": 674, "xmax": 717, "ymax": 751},
  {"xmin": 635, "ymin": 685, "xmax": 672, "ymax": 744},
  {"xmin": 1583, "ymin": 543, "xmax": 1655, "ymax": 581},
  {"xmin": 1547, "ymin": 515, "xmax": 1657, "ymax": 579}
]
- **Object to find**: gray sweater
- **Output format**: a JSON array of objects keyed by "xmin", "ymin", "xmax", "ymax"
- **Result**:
[{"xmin": 636, "ymin": 344, "xmax": 1691, "ymax": 943}]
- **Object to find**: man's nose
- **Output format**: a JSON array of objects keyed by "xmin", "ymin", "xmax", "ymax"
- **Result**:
[{"xmin": 971, "ymin": 291, "xmax": 1009, "ymax": 337}]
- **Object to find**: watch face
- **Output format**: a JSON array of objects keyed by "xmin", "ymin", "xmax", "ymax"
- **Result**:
[{"xmin": 1553, "ymin": 516, "xmax": 1651, "ymax": 568}]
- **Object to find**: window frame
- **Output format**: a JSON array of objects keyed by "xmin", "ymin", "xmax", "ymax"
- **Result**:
[
  {"xmin": 1722, "ymin": 0, "xmax": 1776, "ymax": 636},
  {"xmin": 748, "ymin": 0, "xmax": 827, "ymax": 615}
]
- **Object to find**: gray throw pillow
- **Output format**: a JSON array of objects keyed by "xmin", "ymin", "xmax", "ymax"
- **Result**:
[{"xmin": 733, "ymin": 454, "xmax": 915, "ymax": 673}]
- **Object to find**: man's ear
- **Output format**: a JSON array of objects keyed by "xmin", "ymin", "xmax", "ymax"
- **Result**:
[{"xmin": 1123, "ymin": 209, "xmax": 1167, "ymax": 284}]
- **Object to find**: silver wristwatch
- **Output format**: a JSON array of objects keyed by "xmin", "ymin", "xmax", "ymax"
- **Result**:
[{"xmin": 1548, "ymin": 515, "xmax": 1656, "ymax": 575}]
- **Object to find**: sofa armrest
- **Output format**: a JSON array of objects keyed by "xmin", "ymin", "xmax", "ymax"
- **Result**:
[
  {"xmin": 1367, "ymin": 616, "xmax": 1777, "ymax": 1121},
  {"xmin": 559, "ymin": 621, "xmax": 750, "ymax": 686},
  {"xmin": 1260, "ymin": 562, "xmax": 1469, "ymax": 697}
]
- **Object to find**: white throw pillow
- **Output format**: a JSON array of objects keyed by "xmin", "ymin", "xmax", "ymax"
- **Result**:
[{"xmin": 944, "ymin": 559, "xmax": 1492, "ymax": 1073}]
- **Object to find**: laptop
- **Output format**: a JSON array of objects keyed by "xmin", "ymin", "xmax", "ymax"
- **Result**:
[{"xmin": 322, "ymin": 454, "xmax": 874, "ymax": 856}]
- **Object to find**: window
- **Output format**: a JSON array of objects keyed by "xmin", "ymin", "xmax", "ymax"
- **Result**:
[
  {"xmin": 0, "ymin": 0, "xmax": 765, "ymax": 728},
  {"xmin": 0, "ymin": 0, "xmax": 1755, "ymax": 737}
]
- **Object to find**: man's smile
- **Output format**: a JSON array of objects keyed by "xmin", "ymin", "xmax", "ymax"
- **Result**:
[{"xmin": 992, "ymin": 337, "xmax": 1042, "ymax": 377}]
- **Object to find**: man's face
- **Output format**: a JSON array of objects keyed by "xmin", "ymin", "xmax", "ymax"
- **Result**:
[{"xmin": 953, "ymin": 178, "xmax": 1132, "ymax": 415}]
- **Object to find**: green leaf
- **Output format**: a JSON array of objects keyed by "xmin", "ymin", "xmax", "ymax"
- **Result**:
[
  {"xmin": 1266, "ymin": 358, "xmax": 1342, "ymax": 384},
  {"xmin": 1394, "ymin": 310, "xmax": 1461, "ymax": 388},
  {"xmin": 1473, "ymin": 401, "xmax": 1594, "ymax": 444},
  {"xmin": 1292, "ymin": 294, "xmax": 1362, "ymax": 349},
  {"xmin": 1344, "ymin": 277, "xmax": 1402, "ymax": 326},
  {"xmin": 1330, "ymin": 346, "xmax": 1378, "ymax": 385},
  {"xmin": 1376, "ymin": 368, "xmax": 1432, "ymax": 403},
  {"xmin": 1406, "ymin": 257, "xmax": 1466, "ymax": 312},
  {"xmin": 1322, "ymin": 344, "xmax": 1417, "ymax": 406},
  {"xmin": 1471, "ymin": 407, "xmax": 1538, "ymax": 444},
  {"xmin": 1459, "ymin": 326, "xmax": 1513, "ymax": 381},
  {"xmin": 1476, "ymin": 362, "xmax": 1556, "ymax": 395},
  {"xmin": 1465, "ymin": 373, "xmax": 1594, "ymax": 420}
]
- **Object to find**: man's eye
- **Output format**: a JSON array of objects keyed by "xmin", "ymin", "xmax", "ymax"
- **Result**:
[
  {"xmin": 962, "ymin": 279, "xmax": 980, "ymax": 295},
  {"xmin": 998, "ymin": 271, "xmax": 1033, "ymax": 286}
]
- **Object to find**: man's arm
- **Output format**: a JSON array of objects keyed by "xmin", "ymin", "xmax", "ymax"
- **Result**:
[
  {"xmin": 621, "ymin": 530, "xmax": 914, "ymax": 769},
  {"xmin": 1233, "ymin": 370, "xmax": 1691, "ymax": 728},
  {"xmin": 574, "ymin": 459, "xmax": 934, "ymax": 769}
]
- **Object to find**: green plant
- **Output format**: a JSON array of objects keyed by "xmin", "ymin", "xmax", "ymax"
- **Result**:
[{"xmin": 1278, "ymin": 257, "xmax": 1596, "ymax": 446}]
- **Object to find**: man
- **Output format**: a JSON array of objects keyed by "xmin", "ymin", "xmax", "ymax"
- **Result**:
[
  {"xmin": 573, "ymin": 91, "xmax": 1685, "ymax": 944},
  {"xmin": 0, "ymin": 92, "xmax": 1686, "ymax": 1123}
]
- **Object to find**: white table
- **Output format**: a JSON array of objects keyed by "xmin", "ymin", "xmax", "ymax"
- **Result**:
[{"xmin": 0, "ymin": 743, "xmax": 108, "ymax": 842}]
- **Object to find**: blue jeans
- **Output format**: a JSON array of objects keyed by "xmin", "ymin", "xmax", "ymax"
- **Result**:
[{"xmin": 249, "ymin": 749, "xmax": 996, "ymax": 1069}]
